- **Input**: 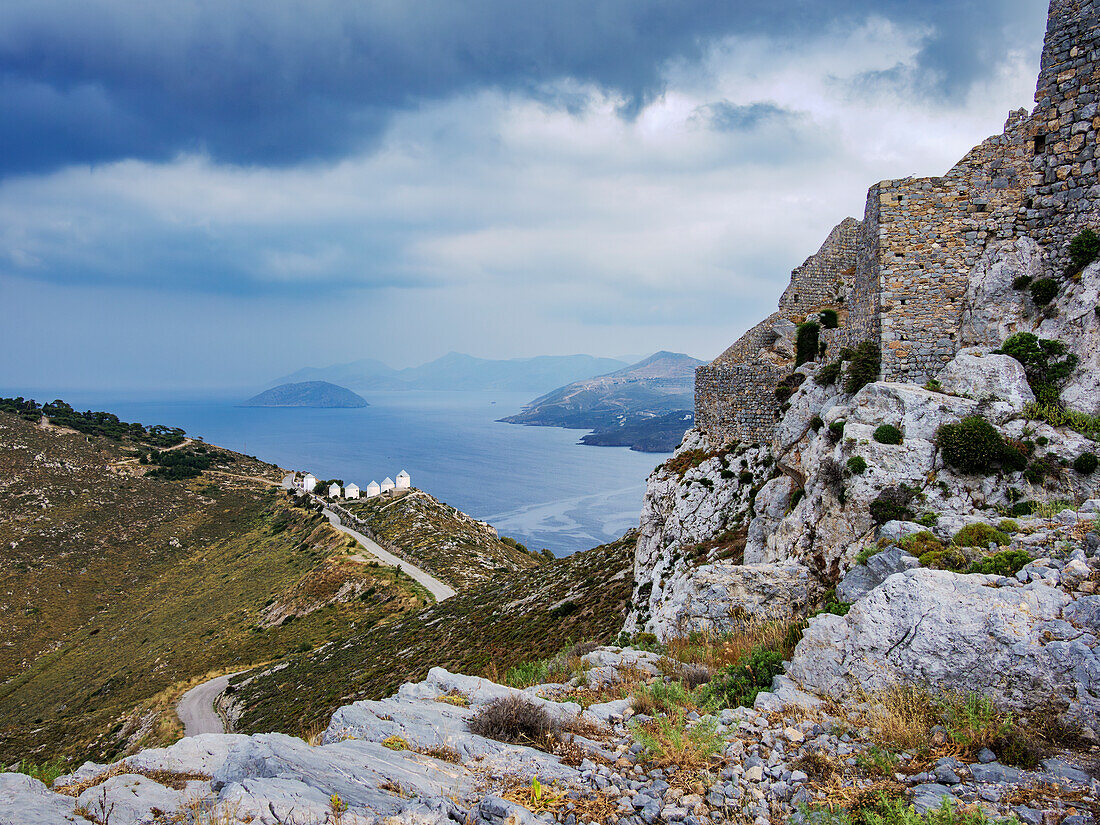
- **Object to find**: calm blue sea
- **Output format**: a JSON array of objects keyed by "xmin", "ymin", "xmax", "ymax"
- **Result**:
[{"xmin": 21, "ymin": 390, "xmax": 666, "ymax": 556}]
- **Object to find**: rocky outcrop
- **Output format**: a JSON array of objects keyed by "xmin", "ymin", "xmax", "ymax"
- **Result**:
[{"xmin": 788, "ymin": 553, "xmax": 1100, "ymax": 740}]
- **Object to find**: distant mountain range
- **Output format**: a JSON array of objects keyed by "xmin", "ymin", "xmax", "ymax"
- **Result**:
[
  {"xmin": 243, "ymin": 381, "xmax": 369, "ymax": 408},
  {"xmin": 500, "ymin": 351, "xmax": 703, "ymax": 453},
  {"xmin": 274, "ymin": 352, "xmax": 628, "ymax": 394}
]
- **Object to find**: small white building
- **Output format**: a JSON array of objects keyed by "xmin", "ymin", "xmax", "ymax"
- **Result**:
[
  {"xmin": 396, "ymin": 470, "xmax": 411, "ymax": 490},
  {"xmin": 345, "ymin": 483, "xmax": 360, "ymax": 499},
  {"xmin": 302, "ymin": 473, "xmax": 317, "ymax": 493},
  {"xmin": 366, "ymin": 480, "xmax": 381, "ymax": 498},
  {"xmin": 328, "ymin": 483, "xmax": 342, "ymax": 498},
  {"xmin": 380, "ymin": 477, "xmax": 395, "ymax": 493}
]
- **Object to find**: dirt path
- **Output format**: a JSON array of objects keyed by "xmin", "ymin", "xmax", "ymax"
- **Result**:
[{"xmin": 321, "ymin": 508, "xmax": 456, "ymax": 602}]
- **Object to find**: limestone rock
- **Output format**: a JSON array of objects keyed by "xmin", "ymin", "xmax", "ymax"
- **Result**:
[
  {"xmin": 652, "ymin": 562, "xmax": 818, "ymax": 637},
  {"xmin": 787, "ymin": 568, "xmax": 1100, "ymax": 737},
  {"xmin": 835, "ymin": 548, "xmax": 919, "ymax": 603},
  {"xmin": 936, "ymin": 347, "xmax": 1035, "ymax": 410},
  {"xmin": 958, "ymin": 237, "xmax": 1040, "ymax": 349},
  {"xmin": 0, "ymin": 773, "xmax": 76, "ymax": 825}
]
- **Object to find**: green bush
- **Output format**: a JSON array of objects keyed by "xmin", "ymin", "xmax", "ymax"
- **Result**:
[
  {"xmin": 1068, "ymin": 227, "xmax": 1100, "ymax": 275},
  {"xmin": 855, "ymin": 546, "xmax": 882, "ymax": 566},
  {"xmin": 815, "ymin": 361, "xmax": 842, "ymax": 387},
  {"xmin": 919, "ymin": 546, "xmax": 968, "ymax": 572},
  {"xmin": 796, "ymin": 322, "xmax": 821, "ymax": 367},
  {"xmin": 1073, "ymin": 451, "xmax": 1098, "ymax": 474},
  {"xmin": 828, "ymin": 419, "xmax": 846, "ymax": 441},
  {"xmin": 698, "ymin": 648, "xmax": 785, "ymax": 710},
  {"xmin": 998, "ymin": 333, "xmax": 1079, "ymax": 404},
  {"xmin": 819, "ymin": 308, "xmax": 839, "ymax": 329},
  {"xmin": 967, "ymin": 549, "xmax": 1032, "ymax": 577},
  {"xmin": 775, "ymin": 384, "xmax": 794, "ymax": 401},
  {"xmin": 899, "ymin": 531, "xmax": 946, "ymax": 558},
  {"xmin": 843, "ymin": 341, "xmax": 881, "ymax": 394},
  {"xmin": 953, "ymin": 523, "xmax": 1009, "ymax": 548},
  {"xmin": 935, "ymin": 416, "xmax": 1005, "ymax": 474},
  {"xmin": 869, "ymin": 486, "xmax": 915, "ymax": 524},
  {"xmin": 1029, "ymin": 277, "xmax": 1058, "ymax": 305},
  {"xmin": 873, "ymin": 424, "xmax": 903, "ymax": 445},
  {"xmin": 810, "ymin": 415, "xmax": 824, "ymax": 431},
  {"xmin": 847, "ymin": 456, "xmax": 868, "ymax": 475},
  {"xmin": 917, "ymin": 513, "xmax": 939, "ymax": 528},
  {"xmin": 997, "ymin": 519, "xmax": 1019, "ymax": 534},
  {"xmin": 1012, "ymin": 274, "xmax": 1033, "ymax": 290}
]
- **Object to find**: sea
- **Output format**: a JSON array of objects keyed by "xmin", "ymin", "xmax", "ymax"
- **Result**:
[{"xmin": 26, "ymin": 390, "xmax": 668, "ymax": 556}]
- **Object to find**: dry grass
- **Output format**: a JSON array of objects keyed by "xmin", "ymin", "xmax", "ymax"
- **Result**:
[
  {"xmin": 55, "ymin": 763, "xmax": 211, "ymax": 797},
  {"xmin": 416, "ymin": 744, "xmax": 462, "ymax": 764},
  {"xmin": 434, "ymin": 691, "xmax": 470, "ymax": 707},
  {"xmin": 665, "ymin": 620, "xmax": 803, "ymax": 674}
]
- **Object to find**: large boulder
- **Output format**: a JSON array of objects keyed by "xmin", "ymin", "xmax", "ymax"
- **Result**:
[
  {"xmin": 653, "ymin": 562, "xmax": 819, "ymax": 637},
  {"xmin": 0, "ymin": 773, "xmax": 76, "ymax": 825},
  {"xmin": 835, "ymin": 548, "xmax": 919, "ymax": 603},
  {"xmin": 786, "ymin": 568, "xmax": 1100, "ymax": 739},
  {"xmin": 958, "ymin": 237, "xmax": 1040, "ymax": 348},
  {"xmin": 1038, "ymin": 259, "xmax": 1100, "ymax": 415},
  {"xmin": 935, "ymin": 347, "xmax": 1035, "ymax": 411}
]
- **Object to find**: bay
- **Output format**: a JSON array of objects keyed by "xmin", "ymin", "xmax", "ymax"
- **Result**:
[{"xmin": 33, "ymin": 389, "xmax": 668, "ymax": 556}]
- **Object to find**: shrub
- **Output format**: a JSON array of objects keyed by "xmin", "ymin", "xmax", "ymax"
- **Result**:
[
  {"xmin": 1073, "ymin": 451, "xmax": 1098, "ymax": 474},
  {"xmin": 869, "ymin": 486, "xmax": 915, "ymax": 524},
  {"xmin": 843, "ymin": 341, "xmax": 881, "ymax": 394},
  {"xmin": 819, "ymin": 308, "xmax": 839, "ymax": 329},
  {"xmin": 632, "ymin": 680, "xmax": 692, "ymax": 715},
  {"xmin": 819, "ymin": 457, "xmax": 844, "ymax": 497},
  {"xmin": 698, "ymin": 648, "xmax": 786, "ymax": 710},
  {"xmin": 847, "ymin": 456, "xmax": 868, "ymax": 475},
  {"xmin": 873, "ymin": 424, "xmax": 903, "ymax": 445},
  {"xmin": 917, "ymin": 513, "xmax": 939, "ymax": 528},
  {"xmin": 967, "ymin": 549, "xmax": 1032, "ymax": 577},
  {"xmin": 828, "ymin": 419, "xmax": 846, "ymax": 442},
  {"xmin": 815, "ymin": 360, "xmax": 842, "ymax": 387},
  {"xmin": 381, "ymin": 735, "xmax": 409, "ymax": 750},
  {"xmin": 468, "ymin": 695, "xmax": 558, "ymax": 746},
  {"xmin": 998, "ymin": 333, "xmax": 1078, "ymax": 403},
  {"xmin": 935, "ymin": 416, "xmax": 1004, "ymax": 474},
  {"xmin": 796, "ymin": 322, "xmax": 821, "ymax": 366},
  {"xmin": 1029, "ymin": 277, "xmax": 1058, "ymax": 305},
  {"xmin": 953, "ymin": 523, "xmax": 1009, "ymax": 548},
  {"xmin": 997, "ymin": 519, "xmax": 1019, "ymax": 534},
  {"xmin": 919, "ymin": 546, "xmax": 968, "ymax": 572},
  {"xmin": 1067, "ymin": 227, "xmax": 1100, "ymax": 275},
  {"xmin": 898, "ymin": 531, "xmax": 944, "ymax": 558},
  {"xmin": 1012, "ymin": 274, "xmax": 1033, "ymax": 290},
  {"xmin": 855, "ymin": 546, "xmax": 882, "ymax": 566},
  {"xmin": 810, "ymin": 415, "xmax": 824, "ymax": 431},
  {"xmin": 738, "ymin": 470, "xmax": 753, "ymax": 484},
  {"xmin": 775, "ymin": 384, "xmax": 793, "ymax": 402},
  {"xmin": 631, "ymin": 707, "xmax": 725, "ymax": 768}
]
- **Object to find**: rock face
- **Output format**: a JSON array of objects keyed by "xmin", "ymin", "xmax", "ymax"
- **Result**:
[{"xmin": 787, "ymin": 567, "xmax": 1100, "ymax": 740}]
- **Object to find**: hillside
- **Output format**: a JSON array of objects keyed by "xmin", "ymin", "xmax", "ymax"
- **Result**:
[
  {"xmin": 275, "ymin": 352, "xmax": 628, "ymax": 393},
  {"xmin": 339, "ymin": 488, "xmax": 546, "ymax": 589},
  {"xmin": 500, "ymin": 351, "xmax": 702, "ymax": 451},
  {"xmin": 0, "ymin": 407, "xmax": 429, "ymax": 764},
  {"xmin": 226, "ymin": 531, "xmax": 635, "ymax": 737},
  {"xmin": 242, "ymin": 380, "xmax": 368, "ymax": 408}
]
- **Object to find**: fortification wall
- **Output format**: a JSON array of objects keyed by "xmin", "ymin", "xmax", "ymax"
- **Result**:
[
  {"xmin": 872, "ymin": 112, "xmax": 1036, "ymax": 381},
  {"xmin": 695, "ymin": 0, "xmax": 1096, "ymax": 441},
  {"xmin": 695, "ymin": 363, "xmax": 786, "ymax": 447},
  {"xmin": 1030, "ymin": 0, "xmax": 1100, "ymax": 271}
]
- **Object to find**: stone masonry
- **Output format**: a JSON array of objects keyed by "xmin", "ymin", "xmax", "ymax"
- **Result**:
[{"xmin": 696, "ymin": 0, "xmax": 1099, "ymax": 446}]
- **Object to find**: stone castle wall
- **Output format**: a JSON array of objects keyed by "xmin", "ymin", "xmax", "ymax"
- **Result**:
[
  {"xmin": 1030, "ymin": 0, "xmax": 1100, "ymax": 273},
  {"xmin": 695, "ymin": 0, "xmax": 1099, "ymax": 444}
]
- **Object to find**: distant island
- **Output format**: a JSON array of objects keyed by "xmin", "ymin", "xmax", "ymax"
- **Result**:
[
  {"xmin": 242, "ymin": 381, "xmax": 369, "ymax": 408},
  {"xmin": 501, "ymin": 351, "xmax": 702, "ymax": 452}
]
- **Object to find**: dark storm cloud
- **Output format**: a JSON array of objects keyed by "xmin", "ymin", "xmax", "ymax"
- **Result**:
[{"xmin": 0, "ymin": 0, "xmax": 1044, "ymax": 176}]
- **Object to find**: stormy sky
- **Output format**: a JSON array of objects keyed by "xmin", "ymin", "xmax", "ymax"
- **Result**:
[{"xmin": 1, "ymin": 0, "xmax": 1049, "ymax": 391}]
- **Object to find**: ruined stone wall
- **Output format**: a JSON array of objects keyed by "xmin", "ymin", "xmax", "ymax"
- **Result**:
[
  {"xmin": 777, "ymin": 218, "xmax": 863, "ymax": 316},
  {"xmin": 1029, "ymin": 0, "xmax": 1100, "ymax": 271},
  {"xmin": 871, "ymin": 112, "xmax": 1035, "ymax": 381},
  {"xmin": 695, "ymin": 0, "xmax": 1096, "ymax": 439},
  {"xmin": 695, "ymin": 363, "xmax": 786, "ymax": 446}
]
